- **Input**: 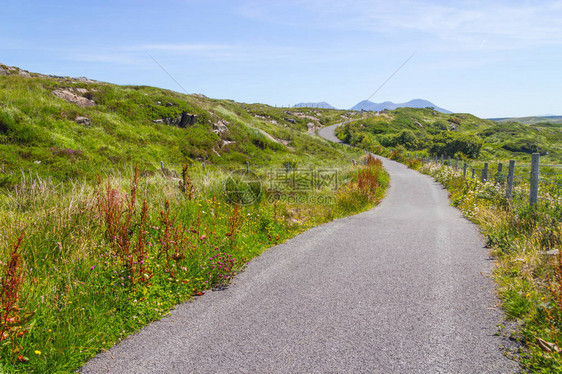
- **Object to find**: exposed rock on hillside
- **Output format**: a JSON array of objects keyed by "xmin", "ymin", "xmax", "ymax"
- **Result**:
[
  {"xmin": 0, "ymin": 64, "xmax": 32, "ymax": 77},
  {"xmin": 307, "ymin": 122, "xmax": 321, "ymax": 135},
  {"xmin": 74, "ymin": 116, "xmax": 91, "ymax": 126},
  {"xmin": 212, "ymin": 119, "xmax": 229, "ymax": 134},
  {"xmin": 154, "ymin": 111, "xmax": 198, "ymax": 127},
  {"xmin": 52, "ymin": 89, "xmax": 96, "ymax": 107}
]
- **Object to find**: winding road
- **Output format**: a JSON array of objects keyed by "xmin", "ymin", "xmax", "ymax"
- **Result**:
[{"xmin": 81, "ymin": 123, "xmax": 519, "ymax": 373}]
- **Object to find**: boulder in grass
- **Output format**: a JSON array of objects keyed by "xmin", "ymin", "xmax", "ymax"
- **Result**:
[
  {"xmin": 74, "ymin": 116, "xmax": 91, "ymax": 127},
  {"xmin": 52, "ymin": 89, "xmax": 96, "ymax": 108}
]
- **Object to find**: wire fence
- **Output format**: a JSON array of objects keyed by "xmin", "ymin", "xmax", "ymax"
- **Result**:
[{"xmin": 416, "ymin": 153, "xmax": 562, "ymax": 206}]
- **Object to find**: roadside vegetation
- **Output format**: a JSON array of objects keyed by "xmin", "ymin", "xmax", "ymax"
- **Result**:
[
  {"xmin": 336, "ymin": 107, "xmax": 562, "ymax": 164},
  {"xmin": 0, "ymin": 67, "xmax": 387, "ymax": 372}
]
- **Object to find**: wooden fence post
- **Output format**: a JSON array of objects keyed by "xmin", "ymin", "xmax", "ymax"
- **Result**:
[
  {"xmin": 463, "ymin": 163, "xmax": 467, "ymax": 178},
  {"xmin": 506, "ymin": 160, "xmax": 515, "ymax": 199},
  {"xmin": 530, "ymin": 153, "xmax": 540, "ymax": 206},
  {"xmin": 497, "ymin": 163, "xmax": 503, "ymax": 182},
  {"xmin": 246, "ymin": 161, "xmax": 250, "ymax": 173},
  {"xmin": 448, "ymin": 156, "xmax": 451, "ymax": 167},
  {"xmin": 481, "ymin": 163, "xmax": 489, "ymax": 182},
  {"xmin": 472, "ymin": 168, "xmax": 476, "ymax": 179}
]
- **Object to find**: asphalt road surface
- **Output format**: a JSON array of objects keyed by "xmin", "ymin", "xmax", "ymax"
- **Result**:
[{"xmin": 81, "ymin": 123, "xmax": 519, "ymax": 373}]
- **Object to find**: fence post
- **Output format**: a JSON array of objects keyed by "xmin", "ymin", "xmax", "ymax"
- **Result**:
[
  {"xmin": 481, "ymin": 162, "xmax": 489, "ymax": 182},
  {"xmin": 448, "ymin": 156, "xmax": 451, "ymax": 167},
  {"xmin": 160, "ymin": 161, "xmax": 165, "ymax": 172},
  {"xmin": 463, "ymin": 163, "xmax": 467, "ymax": 178},
  {"xmin": 286, "ymin": 161, "xmax": 290, "ymax": 173},
  {"xmin": 530, "ymin": 153, "xmax": 540, "ymax": 206},
  {"xmin": 246, "ymin": 161, "xmax": 250, "ymax": 173},
  {"xmin": 506, "ymin": 160, "xmax": 515, "ymax": 199},
  {"xmin": 472, "ymin": 168, "xmax": 476, "ymax": 179},
  {"xmin": 497, "ymin": 163, "xmax": 503, "ymax": 182},
  {"xmin": 202, "ymin": 162, "xmax": 206, "ymax": 172}
]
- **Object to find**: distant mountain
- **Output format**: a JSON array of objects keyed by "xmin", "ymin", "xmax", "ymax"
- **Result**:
[
  {"xmin": 293, "ymin": 102, "xmax": 336, "ymax": 109},
  {"xmin": 351, "ymin": 99, "xmax": 452, "ymax": 114}
]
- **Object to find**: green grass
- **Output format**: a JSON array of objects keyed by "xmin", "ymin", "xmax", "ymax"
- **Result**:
[
  {"xmin": 0, "ymin": 68, "xmax": 361, "ymax": 187},
  {"xmin": 0, "ymin": 68, "xmax": 386, "ymax": 372},
  {"xmin": 336, "ymin": 107, "xmax": 562, "ymax": 164}
]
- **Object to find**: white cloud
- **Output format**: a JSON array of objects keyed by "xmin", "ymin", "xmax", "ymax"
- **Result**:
[{"xmin": 237, "ymin": 0, "xmax": 562, "ymax": 51}]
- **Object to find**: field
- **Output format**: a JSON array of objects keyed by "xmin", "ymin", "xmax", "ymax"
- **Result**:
[
  {"xmin": 0, "ymin": 68, "xmax": 389, "ymax": 372},
  {"xmin": 336, "ymin": 107, "xmax": 562, "ymax": 164}
]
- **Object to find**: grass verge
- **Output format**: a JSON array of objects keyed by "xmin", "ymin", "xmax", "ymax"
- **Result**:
[{"xmin": 0, "ymin": 156, "xmax": 388, "ymax": 373}]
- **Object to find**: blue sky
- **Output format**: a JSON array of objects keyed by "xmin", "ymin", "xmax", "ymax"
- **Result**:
[{"xmin": 1, "ymin": 0, "xmax": 561, "ymax": 117}]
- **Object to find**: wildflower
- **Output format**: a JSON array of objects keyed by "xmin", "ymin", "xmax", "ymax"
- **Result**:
[
  {"xmin": 35, "ymin": 350, "xmax": 41, "ymax": 355},
  {"xmin": 90, "ymin": 266, "xmax": 95, "ymax": 270}
]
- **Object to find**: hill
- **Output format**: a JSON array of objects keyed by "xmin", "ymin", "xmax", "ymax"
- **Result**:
[
  {"xmin": 351, "ymin": 99, "xmax": 452, "ymax": 113},
  {"xmin": 0, "ymin": 64, "xmax": 359, "ymax": 187},
  {"xmin": 293, "ymin": 102, "xmax": 336, "ymax": 109},
  {"xmin": 336, "ymin": 107, "xmax": 562, "ymax": 162},
  {"xmin": 489, "ymin": 115, "xmax": 562, "ymax": 125}
]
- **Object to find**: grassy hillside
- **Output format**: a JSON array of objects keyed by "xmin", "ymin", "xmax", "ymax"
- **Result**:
[
  {"xmin": 491, "ymin": 115, "xmax": 562, "ymax": 125},
  {"xmin": 336, "ymin": 107, "xmax": 562, "ymax": 163},
  {"xmin": 0, "ymin": 66, "xmax": 392, "ymax": 373},
  {"xmin": 0, "ymin": 64, "xmax": 359, "ymax": 186}
]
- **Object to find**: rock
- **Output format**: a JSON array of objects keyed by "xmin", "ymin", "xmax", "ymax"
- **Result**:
[
  {"xmin": 285, "ymin": 118, "xmax": 297, "ymax": 124},
  {"xmin": 156, "ymin": 101, "xmax": 162, "ymax": 105},
  {"xmin": 177, "ymin": 112, "xmax": 197, "ymax": 128},
  {"xmin": 414, "ymin": 121, "xmax": 424, "ymax": 128},
  {"xmin": 74, "ymin": 116, "xmax": 91, "ymax": 126},
  {"xmin": 52, "ymin": 89, "xmax": 96, "ymax": 108},
  {"xmin": 162, "ymin": 111, "xmax": 197, "ymax": 127},
  {"xmin": 152, "ymin": 119, "xmax": 164, "ymax": 124},
  {"xmin": 74, "ymin": 88, "xmax": 89, "ymax": 94},
  {"xmin": 74, "ymin": 77, "xmax": 97, "ymax": 83},
  {"xmin": 307, "ymin": 122, "xmax": 321, "ymax": 135},
  {"xmin": 212, "ymin": 119, "xmax": 229, "ymax": 134},
  {"xmin": 165, "ymin": 102, "xmax": 174, "ymax": 107},
  {"xmin": 0, "ymin": 65, "xmax": 32, "ymax": 77},
  {"xmin": 221, "ymin": 140, "xmax": 236, "ymax": 148}
]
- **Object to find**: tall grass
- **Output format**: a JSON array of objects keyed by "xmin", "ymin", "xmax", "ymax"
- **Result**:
[{"xmin": 0, "ymin": 159, "xmax": 388, "ymax": 372}]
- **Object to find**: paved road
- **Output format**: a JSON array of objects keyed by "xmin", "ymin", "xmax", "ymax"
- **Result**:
[
  {"xmin": 81, "ymin": 124, "xmax": 519, "ymax": 373},
  {"xmin": 317, "ymin": 121, "xmax": 345, "ymax": 143}
]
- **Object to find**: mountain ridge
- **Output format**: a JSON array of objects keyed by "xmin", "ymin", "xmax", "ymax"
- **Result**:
[
  {"xmin": 293, "ymin": 102, "xmax": 336, "ymax": 109},
  {"xmin": 351, "ymin": 99, "xmax": 452, "ymax": 113}
]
